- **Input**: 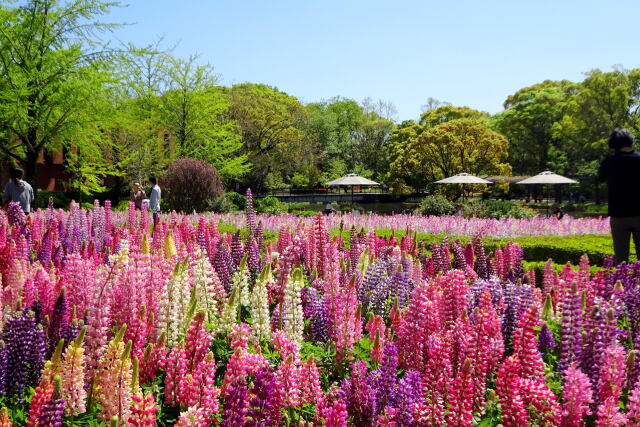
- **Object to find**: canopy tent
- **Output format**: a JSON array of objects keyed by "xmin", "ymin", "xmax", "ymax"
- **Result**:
[
  {"xmin": 516, "ymin": 171, "xmax": 579, "ymax": 215},
  {"xmin": 516, "ymin": 171, "xmax": 578, "ymax": 185},
  {"xmin": 326, "ymin": 174, "xmax": 380, "ymax": 187},
  {"xmin": 326, "ymin": 173, "xmax": 380, "ymax": 204},
  {"xmin": 434, "ymin": 173, "xmax": 493, "ymax": 184},
  {"xmin": 434, "ymin": 173, "xmax": 492, "ymax": 200}
]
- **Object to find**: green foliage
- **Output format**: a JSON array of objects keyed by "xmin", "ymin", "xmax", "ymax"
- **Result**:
[
  {"xmin": 254, "ymin": 196, "xmax": 285, "ymax": 214},
  {"xmin": 224, "ymin": 192, "xmax": 247, "ymax": 211},
  {"xmin": 34, "ymin": 190, "xmax": 71, "ymax": 209},
  {"xmin": 462, "ymin": 200, "xmax": 537, "ymax": 219},
  {"xmin": 415, "ymin": 195, "xmax": 455, "ymax": 216}
]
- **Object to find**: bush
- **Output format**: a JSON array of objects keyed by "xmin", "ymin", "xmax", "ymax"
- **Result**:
[
  {"xmin": 224, "ymin": 192, "xmax": 246, "ymax": 211},
  {"xmin": 161, "ymin": 158, "xmax": 224, "ymax": 213},
  {"xmin": 415, "ymin": 195, "xmax": 455, "ymax": 216},
  {"xmin": 255, "ymin": 196, "xmax": 284, "ymax": 214},
  {"xmin": 34, "ymin": 190, "xmax": 71, "ymax": 209},
  {"xmin": 463, "ymin": 200, "xmax": 536, "ymax": 219}
]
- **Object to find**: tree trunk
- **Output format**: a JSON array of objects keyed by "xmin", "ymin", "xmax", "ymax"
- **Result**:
[{"xmin": 24, "ymin": 149, "xmax": 39, "ymax": 193}]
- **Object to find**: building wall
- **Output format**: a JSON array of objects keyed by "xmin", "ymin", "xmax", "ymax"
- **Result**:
[{"xmin": 0, "ymin": 149, "xmax": 68, "ymax": 191}]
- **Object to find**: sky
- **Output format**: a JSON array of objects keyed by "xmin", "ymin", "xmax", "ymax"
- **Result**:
[{"xmin": 106, "ymin": 0, "xmax": 640, "ymax": 121}]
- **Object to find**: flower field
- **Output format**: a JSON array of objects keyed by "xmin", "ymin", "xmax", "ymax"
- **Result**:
[{"xmin": 0, "ymin": 197, "xmax": 638, "ymax": 426}]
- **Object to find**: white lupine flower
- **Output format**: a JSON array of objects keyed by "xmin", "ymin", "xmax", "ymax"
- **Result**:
[
  {"xmin": 250, "ymin": 264, "xmax": 272, "ymax": 341},
  {"xmin": 218, "ymin": 286, "xmax": 239, "ymax": 333},
  {"xmin": 157, "ymin": 261, "xmax": 191, "ymax": 346},
  {"xmin": 230, "ymin": 255, "xmax": 250, "ymax": 307},
  {"xmin": 190, "ymin": 247, "xmax": 224, "ymax": 322},
  {"xmin": 283, "ymin": 267, "xmax": 305, "ymax": 343}
]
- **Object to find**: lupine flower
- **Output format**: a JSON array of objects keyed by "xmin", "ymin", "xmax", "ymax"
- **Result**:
[
  {"xmin": 447, "ymin": 358, "xmax": 475, "ymax": 427},
  {"xmin": 245, "ymin": 366, "xmax": 280, "ymax": 427},
  {"xmin": 395, "ymin": 370, "xmax": 422, "ymax": 426},
  {"xmin": 222, "ymin": 381, "xmax": 248, "ymax": 427},
  {"xmin": 37, "ymin": 376, "xmax": 64, "ymax": 427},
  {"xmin": 97, "ymin": 327, "xmax": 133, "ymax": 423},
  {"xmin": 562, "ymin": 363, "xmax": 592, "ymax": 427},
  {"xmin": 60, "ymin": 326, "xmax": 87, "ymax": 415},
  {"xmin": 282, "ymin": 268, "xmax": 305, "ymax": 343},
  {"xmin": 0, "ymin": 408, "xmax": 11, "ymax": 427},
  {"xmin": 175, "ymin": 406, "xmax": 209, "ymax": 427}
]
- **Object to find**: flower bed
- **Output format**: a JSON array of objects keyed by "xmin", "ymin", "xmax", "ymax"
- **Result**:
[{"xmin": 0, "ymin": 199, "xmax": 635, "ymax": 426}]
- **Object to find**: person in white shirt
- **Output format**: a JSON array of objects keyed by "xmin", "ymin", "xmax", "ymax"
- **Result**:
[{"xmin": 148, "ymin": 175, "xmax": 161, "ymax": 226}]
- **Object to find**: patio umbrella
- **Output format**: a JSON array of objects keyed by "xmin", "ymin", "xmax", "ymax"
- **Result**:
[
  {"xmin": 435, "ymin": 173, "xmax": 492, "ymax": 200},
  {"xmin": 516, "ymin": 171, "xmax": 578, "ymax": 215},
  {"xmin": 326, "ymin": 173, "xmax": 380, "ymax": 204}
]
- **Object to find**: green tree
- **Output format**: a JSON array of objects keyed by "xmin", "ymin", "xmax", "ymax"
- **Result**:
[
  {"xmin": 160, "ymin": 56, "xmax": 248, "ymax": 180},
  {"xmin": 227, "ymin": 83, "xmax": 314, "ymax": 191},
  {"xmin": 492, "ymin": 80, "xmax": 574, "ymax": 174},
  {"xmin": 389, "ymin": 115, "xmax": 510, "ymax": 193},
  {"xmin": 0, "ymin": 0, "xmax": 121, "ymax": 187}
]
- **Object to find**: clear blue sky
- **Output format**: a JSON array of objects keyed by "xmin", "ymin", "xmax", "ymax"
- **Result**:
[{"xmin": 107, "ymin": 0, "xmax": 640, "ymax": 121}]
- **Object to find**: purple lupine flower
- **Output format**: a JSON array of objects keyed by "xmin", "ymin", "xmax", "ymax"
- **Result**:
[
  {"xmin": 312, "ymin": 295, "xmax": 329, "ymax": 343},
  {"xmin": 38, "ymin": 376, "xmax": 64, "ymax": 426},
  {"xmin": 341, "ymin": 360, "xmax": 376, "ymax": 427},
  {"xmin": 231, "ymin": 231, "xmax": 244, "ymax": 268},
  {"xmin": 245, "ymin": 367, "xmax": 278, "ymax": 426},
  {"xmin": 256, "ymin": 220, "xmax": 264, "ymax": 250},
  {"xmin": 7, "ymin": 201, "xmax": 26, "ymax": 226},
  {"xmin": 246, "ymin": 188, "xmax": 256, "ymax": 236},
  {"xmin": 3, "ymin": 310, "xmax": 46, "ymax": 399},
  {"xmin": 538, "ymin": 323, "xmax": 556, "ymax": 352},
  {"xmin": 603, "ymin": 255, "xmax": 615, "ymax": 269},
  {"xmin": 473, "ymin": 237, "xmax": 489, "ymax": 279},
  {"xmin": 214, "ymin": 240, "xmax": 233, "ymax": 292},
  {"xmin": 47, "ymin": 290, "xmax": 68, "ymax": 357},
  {"xmin": 583, "ymin": 305, "xmax": 620, "ymax": 386},
  {"xmin": 451, "ymin": 240, "xmax": 467, "ymax": 270},
  {"xmin": 222, "ymin": 381, "xmax": 248, "ymax": 427},
  {"xmin": 368, "ymin": 342, "xmax": 398, "ymax": 411},
  {"xmin": 38, "ymin": 228, "xmax": 52, "ymax": 266},
  {"xmin": 558, "ymin": 285, "xmax": 584, "ymax": 373},
  {"xmin": 395, "ymin": 370, "xmax": 423, "ymax": 427}
]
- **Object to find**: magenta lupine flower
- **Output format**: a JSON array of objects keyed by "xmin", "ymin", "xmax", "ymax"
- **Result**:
[
  {"xmin": 446, "ymin": 359, "xmax": 474, "ymax": 427},
  {"xmin": 627, "ymin": 379, "xmax": 640, "ymax": 426},
  {"xmin": 322, "ymin": 398, "xmax": 348, "ymax": 427},
  {"xmin": 596, "ymin": 396, "xmax": 627, "ymax": 426},
  {"xmin": 510, "ymin": 303, "xmax": 544, "ymax": 381},
  {"xmin": 299, "ymin": 357, "xmax": 323, "ymax": 405},
  {"xmin": 366, "ymin": 315, "xmax": 386, "ymax": 364},
  {"xmin": 561, "ymin": 363, "xmax": 593, "ymax": 427},
  {"xmin": 496, "ymin": 356, "xmax": 528, "ymax": 427},
  {"xmin": 597, "ymin": 343, "xmax": 626, "ymax": 405},
  {"xmin": 245, "ymin": 188, "xmax": 256, "ymax": 236}
]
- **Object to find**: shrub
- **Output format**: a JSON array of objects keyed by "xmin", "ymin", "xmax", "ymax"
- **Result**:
[
  {"xmin": 224, "ymin": 192, "xmax": 246, "ymax": 211},
  {"xmin": 415, "ymin": 195, "xmax": 455, "ymax": 216},
  {"xmin": 34, "ymin": 190, "xmax": 71, "ymax": 209},
  {"xmin": 463, "ymin": 200, "xmax": 536, "ymax": 219},
  {"xmin": 161, "ymin": 158, "xmax": 224, "ymax": 213},
  {"xmin": 255, "ymin": 196, "xmax": 284, "ymax": 214}
]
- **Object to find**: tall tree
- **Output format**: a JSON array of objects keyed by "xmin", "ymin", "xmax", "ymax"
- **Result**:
[
  {"xmin": 0, "ymin": 0, "xmax": 121, "ymax": 187},
  {"xmin": 388, "ymin": 111, "xmax": 510, "ymax": 193},
  {"xmin": 492, "ymin": 80, "xmax": 574, "ymax": 174},
  {"xmin": 227, "ymin": 83, "xmax": 312, "ymax": 191},
  {"xmin": 160, "ymin": 56, "xmax": 248, "ymax": 180}
]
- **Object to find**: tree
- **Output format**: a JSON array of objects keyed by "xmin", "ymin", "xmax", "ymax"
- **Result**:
[
  {"xmin": 0, "ymin": 0, "xmax": 121, "ymax": 187},
  {"xmin": 492, "ymin": 81, "xmax": 574, "ymax": 174},
  {"xmin": 160, "ymin": 56, "xmax": 249, "ymax": 180},
  {"xmin": 227, "ymin": 83, "xmax": 313, "ymax": 191},
  {"xmin": 388, "ymin": 117, "xmax": 510, "ymax": 193}
]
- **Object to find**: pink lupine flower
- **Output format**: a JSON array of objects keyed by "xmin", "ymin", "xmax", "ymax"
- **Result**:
[
  {"xmin": 129, "ymin": 390, "xmax": 157, "ymax": 426},
  {"xmin": 164, "ymin": 345, "xmax": 188, "ymax": 405},
  {"xmin": 97, "ymin": 331, "xmax": 133, "ymax": 423},
  {"xmin": 496, "ymin": 356, "xmax": 528, "ymax": 427},
  {"xmin": 597, "ymin": 343, "xmax": 626, "ymax": 404},
  {"xmin": 185, "ymin": 311, "xmax": 213, "ymax": 369},
  {"xmin": 26, "ymin": 381, "xmax": 53, "ymax": 427},
  {"xmin": 596, "ymin": 396, "xmax": 627, "ymax": 427},
  {"xmin": 627, "ymin": 379, "xmax": 640, "ymax": 426},
  {"xmin": 519, "ymin": 379, "xmax": 561, "ymax": 426},
  {"xmin": 175, "ymin": 406, "xmax": 210, "ymax": 427},
  {"xmin": 60, "ymin": 326, "xmax": 87, "ymax": 415},
  {"xmin": 562, "ymin": 363, "xmax": 593, "ymax": 427},
  {"xmin": 446, "ymin": 358, "xmax": 475, "ymax": 427},
  {"xmin": 377, "ymin": 407, "xmax": 398, "ymax": 426},
  {"xmin": 366, "ymin": 314, "xmax": 386, "ymax": 364},
  {"xmin": 299, "ymin": 357, "xmax": 323, "ymax": 405},
  {"xmin": 510, "ymin": 303, "xmax": 545, "ymax": 381},
  {"xmin": 322, "ymin": 398, "xmax": 348, "ymax": 427}
]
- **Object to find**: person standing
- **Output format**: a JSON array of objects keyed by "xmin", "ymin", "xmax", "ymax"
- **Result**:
[
  {"xmin": 3, "ymin": 167, "xmax": 35, "ymax": 214},
  {"xmin": 130, "ymin": 182, "xmax": 146, "ymax": 210},
  {"xmin": 598, "ymin": 128, "xmax": 640, "ymax": 265},
  {"xmin": 148, "ymin": 176, "xmax": 161, "ymax": 226}
]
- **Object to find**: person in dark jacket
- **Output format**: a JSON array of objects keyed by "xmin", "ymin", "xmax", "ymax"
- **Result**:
[
  {"xmin": 598, "ymin": 128, "xmax": 640, "ymax": 264},
  {"xmin": 2, "ymin": 167, "xmax": 34, "ymax": 214}
]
